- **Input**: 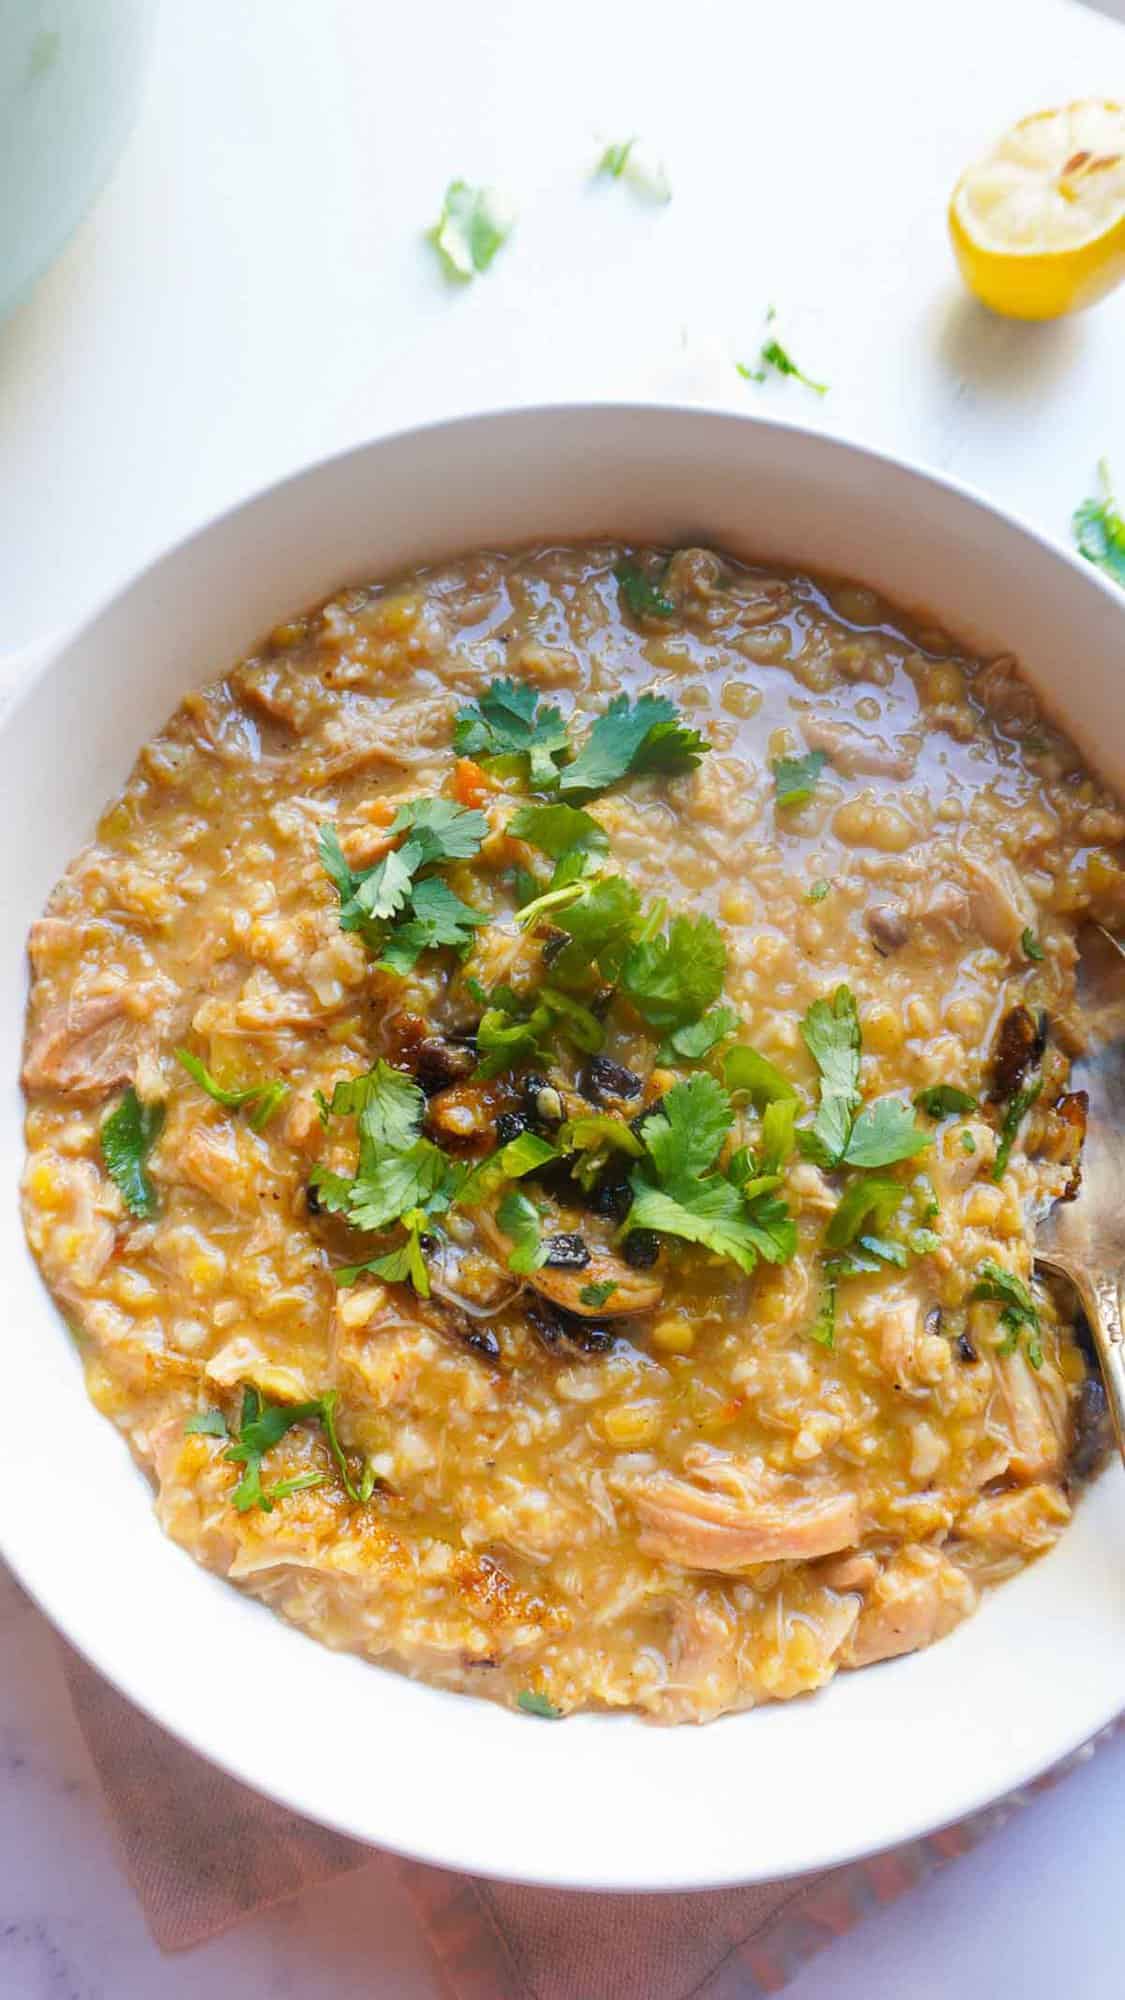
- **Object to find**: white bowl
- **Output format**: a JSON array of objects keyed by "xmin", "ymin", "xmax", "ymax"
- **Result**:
[{"xmin": 2, "ymin": 405, "xmax": 1123, "ymax": 1890}]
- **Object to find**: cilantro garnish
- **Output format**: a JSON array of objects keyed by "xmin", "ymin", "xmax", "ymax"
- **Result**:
[
  {"xmin": 579, "ymin": 1279, "xmax": 618, "ymax": 1308},
  {"xmin": 559, "ymin": 691, "xmax": 710, "ymax": 799},
  {"xmin": 319, "ymin": 801, "xmax": 488, "ymax": 970},
  {"xmin": 992, "ymin": 1077, "xmax": 1042, "ymax": 1182},
  {"xmin": 176, "ymin": 1048, "xmax": 289, "ymax": 1131},
  {"xmin": 1021, "ymin": 927, "xmax": 1046, "ymax": 963},
  {"xmin": 825, "ymin": 1175, "xmax": 903, "ymax": 1250},
  {"xmin": 217, "ymin": 1384, "xmax": 375, "ymax": 1513},
  {"xmin": 914, "ymin": 1085, "xmax": 979, "ymax": 1120},
  {"xmin": 627, "ymin": 1074, "xmax": 795, "ymax": 1272},
  {"xmin": 100, "ymin": 1086, "xmax": 164, "ymax": 1219},
  {"xmin": 756, "ymin": 1097, "xmax": 799, "ymax": 1174},
  {"xmin": 662, "ymin": 1003, "xmax": 740, "ymax": 1062},
  {"xmin": 429, "ymin": 180, "xmax": 513, "ymax": 279},
  {"xmin": 598, "ymin": 138, "xmax": 636, "ymax": 179},
  {"xmin": 842, "ymin": 1097, "xmax": 932, "ymax": 1169},
  {"xmin": 1073, "ymin": 459, "xmax": 1125, "ymax": 587},
  {"xmin": 310, "ymin": 1061, "xmax": 465, "ymax": 1292},
  {"xmin": 454, "ymin": 678, "xmax": 570, "ymax": 790},
  {"xmin": 798, "ymin": 986, "xmax": 862, "ymax": 1165},
  {"xmin": 613, "ymin": 559, "xmax": 676, "ymax": 619},
  {"xmin": 970, "ymin": 1260, "xmax": 1043, "ymax": 1369},
  {"xmin": 508, "ymin": 802, "xmax": 609, "ymax": 859},
  {"xmin": 517, "ymin": 1690, "xmax": 561, "ymax": 1719},
  {"xmin": 772, "ymin": 750, "xmax": 827, "ymax": 809},
  {"xmin": 738, "ymin": 310, "xmax": 828, "ymax": 395},
  {"xmin": 544, "ymin": 872, "xmax": 643, "ymax": 986},
  {"xmin": 497, "ymin": 1187, "xmax": 548, "ymax": 1274},
  {"xmin": 807, "ymin": 879, "xmax": 831, "ymax": 903},
  {"xmin": 621, "ymin": 913, "xmax": 726, "ymax": 1033}
]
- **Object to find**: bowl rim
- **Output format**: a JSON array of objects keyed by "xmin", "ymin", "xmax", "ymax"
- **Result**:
[{"xmin": 3, "ymin": 398, "xmax": 1123, "ymax": 1892}]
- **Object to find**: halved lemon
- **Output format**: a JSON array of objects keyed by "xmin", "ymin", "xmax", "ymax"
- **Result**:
[{"xmin": 949, "ymin": 99, "xmax": 1125, "ymax": 319}]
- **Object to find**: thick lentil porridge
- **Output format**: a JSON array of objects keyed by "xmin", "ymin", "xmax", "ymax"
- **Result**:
[{"xmin": 21, "ymin": 544, "xmax": 1117, "ymax": 1723}]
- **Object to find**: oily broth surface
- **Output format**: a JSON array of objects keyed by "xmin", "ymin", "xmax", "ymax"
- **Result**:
[{"xmin": 19, "ymin": 543, "xmax": 1119, "ymax": 1721}]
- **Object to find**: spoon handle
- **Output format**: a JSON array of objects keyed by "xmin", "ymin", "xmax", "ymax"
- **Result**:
[{"xmin": 1046, "ymin": 1260, "xmax": 1125, "ymax": 1468}]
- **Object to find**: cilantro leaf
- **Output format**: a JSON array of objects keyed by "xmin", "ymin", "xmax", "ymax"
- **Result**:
[
  {"xmin": 626, "ymin": 1178, "xmax": 754, "ymax": 1271},
  {"xmin": 772, "ymin": 750, "xmax": 827, "ymax": 809},
  {"xmin": 739, "ymin": 313, "xmax": 828, "ymax": 396},
  {"xmin": 757, "ymin": 1097, "xmax": 798, "ymax": 1174},
  {"xmin": 992, "ymin": 1077, "xmax": 1043, "ymax": 1182},
  {"xmin": 388, "ymin": 798, "xmax": 489, "ymax": 864},
  {"xmin": 224, "ymin": 1386, "xmax": 326, "ymax": 1514},
  {"xmin": 1073, "ymin": 459, "xmax": 1125, "ymax": 587},
  {"xmin": 498, "ymin": 1187, "xmax": 548, "ymax": 1274},
  {"xmin": 344, "ymin": 1141, "xmax": 457, "ymax": 1233},
  {"xmin": 613, "ymin": 559, "xmax": 675, "ymax": 619},
  {"xmin": 508, "ymin": 802, "xmax": 609, "ymax": 860},
  {"xmin": 560, "ymin": 692, "xmax": 709, "ymax": 798},
  {"xmin": 639, "ymin": 1073, "xmax": 733, "ymax": 1183},
  {"xmin": 376, "ymin": 876, "xmax": 487, "ymax": 974},
  {"xmin": 430, "ymin": 180, "xmax": 513, "ymax": 279},
  {"xmin": 453, "ymin": 678, "xmax": 570, "ymax": 789},
  {"xmin": 621, "ymin": 913, "xmax": 726, "ymax": 1032},
  {"xmin": 662, "ymin": 1003, "xmax": 740, "ymax": 1062},
  {"xmin": 347, "ymin": 1211, "xmax": 433, "ymax": 1297},
  {"xmin": 799, "ymin": 986, "xmax": 861, "ymax": 1166},
  {"xmin": 579, "ymin": 1280, "xmax": 618, "ymax": 1308},
  {"xmin": 175, "ymin": 1048, "xmax": 289, "ymax": 1132},
  {"xmin": 317, "ymin": 1061, "xmax": 423, "ymax": 1149},
  {"xmin": 1021, "ymin": 927, "xmax": 1046, "ymax": 963},
  {"xmin": 914, "ymin": 1085, "xmax": 979, "ymax": 1120},
  {"xmin": 100, "ymin": 1086, "xmax": 164, "ymax": 1219},
  {"xmin": 971, "ymin": 1259, "xmax": 1043, "ymax": 1368},
  {"xmin": 807, "ymin": 878, "xmax": 831, "ymax": 903},
  {"xmin": 842, "ymin": 1097, "xmax": 931, "ymax": 1169},
  {"xmin": 550, "ymin": 873, "xmax": 643, "ymax": 987},
  {"xmin": 725, "ymin": 1045, "xmax": 799, "ymax": 1108},
  {"xmin": 598, "ymin": 138, "xmax": 636, "ymax": 178}
]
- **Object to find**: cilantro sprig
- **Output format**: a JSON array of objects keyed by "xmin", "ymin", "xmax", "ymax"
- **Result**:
[
  {"xmin": 311, "ymin": 1060, "xmax": 464, "ymax": 1293},
  {"xmin": 559, "ymin": 691, "xmax": 710, "ymax": 800},
  {"xmin": 626, "ymin": 1074, "xmax": 795, "ymax": 1272},
  {"xmin": 429, "ymin": 181, "xmax": 514, "ymax": 279},
  {"xmin": 319, "ymin": 798, "xmax": 488, "ymax": 971},
  {"xmin": 772, "ymin": 750, "xmax": 827, "ymax": 810},
  {"xmin": 738, "ymin": 309, "xmax": 828, "ymax": 395},
  {"xmin": 202, "ymin": 1384, "xmax": 377, "ymax": 1514},
  {"xmin": 101, "ymin": 1086, "xmax": 164, "ymax": 1219},
  {"xmin": 797, "ymin": 986, "xmax": 930, "ymax": 1169},
  {"xmin": 454, "ymin": 680, "xmax": 570, "ymax": 789},
  {"xmin": 1073, "ymin": 459, "xmax": 1125, "ymax": 587},
  {"xmin": 176, "ymin": 1049, "xmax": 289, "ymax": 1131},
  {"xmin": 970, "ymin": 1260, "xmax": 1043, "ymax": 1369},
  {"xmin": 992, "ymin": 1077, "xmax": 1042, "ymax": 1182}
]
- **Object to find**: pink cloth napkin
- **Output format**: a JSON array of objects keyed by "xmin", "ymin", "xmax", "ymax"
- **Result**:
[{"xmin": 58, "ymin": 1642, "xmax": 1114, "ymax": 1997}]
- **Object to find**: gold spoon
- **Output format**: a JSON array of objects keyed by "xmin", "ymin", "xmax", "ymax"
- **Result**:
[{"xmin": 1034, "ymin": 924, "xmax": 1125, "ymax": 1466}]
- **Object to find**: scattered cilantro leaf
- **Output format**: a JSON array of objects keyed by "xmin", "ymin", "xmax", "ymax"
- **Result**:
[
  {"xmin": 739, "ymin": 312, "xmax": 828, "ymax": 395},
  {"xmin": 430, "ymin": 180, "xmax": 513, "ymax": 279},
  {"xmin": 597, "ymin": 138, "xmax": 636, "ymax": 179},
  {"xmin": 550, "ymin": 873, "xmax": 643, "ymax": 987},
  {"xmin": 629, "ymin": 1074, "xmax": 795, "ymax": 1270},
  {"xmin": 772, "ymin": 750, "xmax": 827, "ymax": 809},
  {"xmin": 317, "ymin": 1061, "xmax": 422, "ymax": 1148},
  {"xmin": 799, "ymin": 986, "xmax": 861, "ymax": 1166},
  {"xmin": 508, "ymin": 802, "xmax": 609, "ymax": 859},
  {"xmin": 319, "ymin": 806, "xmax": 487, "ymax": 969},
  {"xmin": 661, "ymin": 1003, "xmax": 740, "ymax": 1062},
  {"xmin": 807, "ymin": 878, "xmax": 831, "ymax": 903},
  {"xmin": 184, "ymin": 1408, "xmax": 228, "ymax": 1438},
  {"xmin": 1073, "ymin": 459, "xmax": 1125, "ymax": 588},
  {"xmin": 914, "ymin": 1085, "xmax": 979, "ymax": 1120},
  {"xmin": 971, "ymin": 1259, "xmax": 1043, "ymax": 1369},
  {"xmin": 175, "ymin": 1048, "xmax": 289, "ymax": 1131},
  {"xmin": 559, "ymin": 691, "xmax": 709, "ymax": 799},
  {"xmin": 1021, "ymin": 927, "xmax": 1046, "ymax": 963},
  {"xmin": 517, "ymin": 1690, "xmax": 561, "ymax": 1719},
  {"xmin": 453, "ymin": 678, "xmax": 569, "ymax": 789},
  {"xmin": 376, "ymin": 876, "xmax": 487, "ymax": 974},
  {"xmin": 388, "ymin": 798, "xmax": 489, "ymax": 864},
  {"xmin": 350, "ymin": 1211, "xmax": 433, "ymax": 1297},
  {"xmin": 224, "ymin": 1386, "xmax": 326, "ymax": 1514},
  {"xmin": 638, "ymin": 1072, "xmax": 732, "ymax": 1184},
  {"xmin": 498, "ymin": 1187, "xmax": 548, "ymax": 1274},
  {"xmin": 100, "ymin": 1087, "xmax": 164, "ymax": 1219},
  {"xmin": 842, "ymin": 1097, "xmax": 932, "ymax": 1169},
  {"xmin": 579, "ymin": 1280, "xmax": 618, "ymax": 1308},
  {"xmin": 992, "ymin": 1076, "xmax": 1042, "ymax": 1182},
  {"xmin": 622, "ymin": 913, "xmax": 726, "ymax": 1032},
  {"xmin": 612, "ymin": 560, "xmax": 675, "ymax": 619}
]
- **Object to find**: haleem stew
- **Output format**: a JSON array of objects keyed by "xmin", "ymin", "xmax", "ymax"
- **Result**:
[{"xmin": 21, "ymin": 545, "xmax": 1116, "ymax": 1722}]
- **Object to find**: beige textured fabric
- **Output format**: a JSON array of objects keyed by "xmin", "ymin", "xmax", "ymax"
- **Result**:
[{"xmin": 58, "ymin": 1642, "xmax": 1116, "ymax": 1996}]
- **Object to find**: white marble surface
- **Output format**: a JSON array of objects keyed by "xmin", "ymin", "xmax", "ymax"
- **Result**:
[{"xmin": 2, "ymin": 0, "xmax": 1125, "ymax": 1992}]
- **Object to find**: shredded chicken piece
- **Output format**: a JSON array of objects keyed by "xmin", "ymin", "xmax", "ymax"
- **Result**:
[
  {"xmin": 956, "ymin": 1482, "xmax": 1070, "ymax": 1556},
  {"xmin": 800, "ymin": 712, "xmax": 917, "ymax": 780},
  {"xmin": 302, "ymin": 693, "xmax": 453, "ymax": 785},
  {"xmin": 957, "ymin": 849, "xmax": 1037, "ymax": 957},
  {"xmin": 22, "ymin": 983, "xmax": 169, "ymax": 1098},
  {"xmin": 842, "ymin": 1546, "xmax": 977, "ymax": 1667},
  {"xmin": 876, "ymin": 1296, "xmax": 951, "ymax": 1391},
  {"xmin": 619, "ymin": 1446, "xmax": 861, "ymax": 1572},
  {"xmin": 991, "ymin": 1350, "xmax": 1069, "ymax": 1480},
  {"xmin": 477, "ymin": 1208, "xmax": 662, "ymax": 1318}
]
